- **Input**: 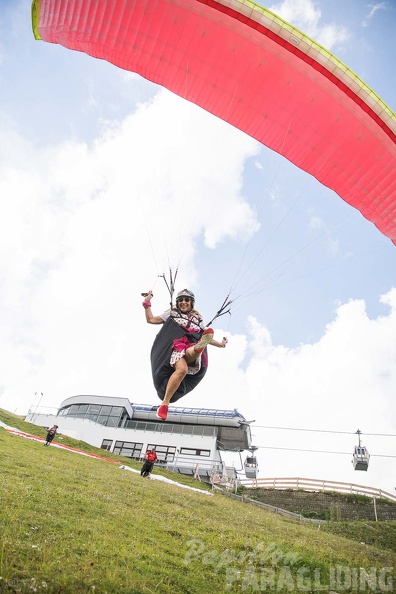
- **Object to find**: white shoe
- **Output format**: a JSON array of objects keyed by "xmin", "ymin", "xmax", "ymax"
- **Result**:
[{"xmin": 194, "ymin": 328, "xmax": 214, "ymax": 353}]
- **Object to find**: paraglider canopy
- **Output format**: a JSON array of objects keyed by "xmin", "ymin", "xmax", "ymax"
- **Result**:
[{"xmin": 31, "ymin": 0, "xmax": 396, "ymax": 243}]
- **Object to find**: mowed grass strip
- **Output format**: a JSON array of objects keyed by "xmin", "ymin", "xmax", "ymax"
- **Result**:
[{"xmin": 0, "ymin": 420, "xmax": 395, "ymax": 593}]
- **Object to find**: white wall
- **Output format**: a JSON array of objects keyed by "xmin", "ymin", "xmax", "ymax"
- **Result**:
[{"xmin": 25, "ymin": 412, "xmax": 221, "ymax": 464}]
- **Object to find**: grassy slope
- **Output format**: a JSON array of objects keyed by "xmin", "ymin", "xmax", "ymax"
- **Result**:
[
  {"xmin": 321, "ymin": 521, "xmax": 396, "ymax": 555},
  {"xmin": 0, "ymin": 410, "xmax": 395, "ymax": 593}
]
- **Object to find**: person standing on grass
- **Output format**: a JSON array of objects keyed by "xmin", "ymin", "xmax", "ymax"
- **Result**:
[
  {"xmin": 140, "ymin": 448, "xmax": 158, "ymax": 478},
  {"xmin": 44, "ymin": 425, "xmax": 59, "ymax": 446}
]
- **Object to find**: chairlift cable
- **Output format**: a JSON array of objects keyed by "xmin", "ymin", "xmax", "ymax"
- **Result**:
[
  {"xmin": 251, "ymin": 425, "xmax": 396, "ymax": 438},
  {"xmin": 226, "ymin": 211, "xmax": 353, "ymax": 314},
  {"xmin": 230, "ymin": 192, "xmax": 302, "ymax": 296},
  {"xmin": 225, "ymin": 120, "xmax": 295, "ymax": 297},
  {"xmin": 255, "ymin": 445, "xmax": 396, "ymax": 458},
  {"xmin": 224, "ymin": 129, "xmax": 355, "ymax": 309}
]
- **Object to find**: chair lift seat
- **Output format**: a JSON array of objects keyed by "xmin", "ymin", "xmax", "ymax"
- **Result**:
[
  {"xmin": 353, "ymin": 445, "xmax": 370, "ymax": 471},
  {"xmin": 244, "ymin": 456, "xmax": 258, "ymax": 479}
]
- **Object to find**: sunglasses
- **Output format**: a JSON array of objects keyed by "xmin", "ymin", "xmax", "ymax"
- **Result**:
[{"xmin": 177, "ymin": 297, "xmax": 192, "ymax": 303}]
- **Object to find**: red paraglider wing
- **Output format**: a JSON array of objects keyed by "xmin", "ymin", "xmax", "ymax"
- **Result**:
[{"xmin": 32, "ymin": 0, "xmax": 396, "ymax": 244}]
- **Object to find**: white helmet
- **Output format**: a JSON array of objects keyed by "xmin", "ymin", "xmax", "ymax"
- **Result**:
[{"xmin": 176, "ymin": 289, "xmax": 195, "ymax": 307}]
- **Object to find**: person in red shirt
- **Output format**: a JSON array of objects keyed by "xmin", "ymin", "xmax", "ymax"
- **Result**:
[{"xmin": 140, "ymin": 448, "xmax": 158, "ymax": 477}]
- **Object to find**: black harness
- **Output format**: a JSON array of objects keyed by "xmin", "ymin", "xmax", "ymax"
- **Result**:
[{"xmin": 150, "ymin": 317, "xmax": 208, "ymax": 402}]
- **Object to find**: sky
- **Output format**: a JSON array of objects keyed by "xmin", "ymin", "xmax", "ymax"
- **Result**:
[{"xmin": 0, "ymin": 0, "xmax": 395, "ymax": 495}]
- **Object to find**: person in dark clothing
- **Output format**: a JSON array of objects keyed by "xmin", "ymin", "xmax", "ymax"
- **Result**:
[
  {"xmin": 140, "ymin": 448, "xmax": 158, "ymax": 477},
  {"xmin": 44, "ymin": 425, "xmax": 59, "ymax": 446}
]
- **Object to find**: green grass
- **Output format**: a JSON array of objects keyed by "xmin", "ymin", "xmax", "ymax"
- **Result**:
[
  {"xmin": 0, "ymin": 409, "xmax": 395, "ymax": 593},
  {"xmin": 320, "ymin": 521, "xmax": 396, "ymax": 554}
]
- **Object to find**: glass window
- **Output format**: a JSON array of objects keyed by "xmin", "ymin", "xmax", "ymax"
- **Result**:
[
  {"xmin": 123, "ymin": 419, "xmax": 216, "ymax": 437},
  {"xmin": 101, "ymin": 439, "xmax": 113, "ymax": 451},
  {"xmin": 106, "ymin": 417, "xmax": 119, "ymax": 427},
  {"xmin": 99, "ymin": 405, "xmax": 112, "ymax": 415},
  {"xmin": 180, "ymin": 448, "xmax": 211, "ymax": 457},
  {"xmin": 147, "ymin": 444, "xmax": 176, "ymax": 462},
  {"xmin": 87, "ymin": 404, "xmax": 101, "ymax": 415},
  {"xmin": 135, "ymin": 421, "xmax": 148, "ymax": 430},
  {"xmin": 113, "ymin": 441, "xmax": 143, "ymax": 458},
  {"xmin": 77, "ymin": 404, "xmax": 89, "ymax": 413},
  {"xmin": 110, "ymin": 406, "xmax": 123, "ymax": 416},
  {"xmin": 96, "ymin": 416, "xmax": 108, "ymax": 425}
]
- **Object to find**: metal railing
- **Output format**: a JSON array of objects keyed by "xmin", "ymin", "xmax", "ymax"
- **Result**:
[
  {"xmin": 126, "ymin": 419, "xmax": 217, "ymax": 437},
  {"xmin": 239, "ymin": 476, "xmax": 396, "ymax": 503},
  {"xmin": 160, "ymin": 455, "xmax": 224, "ymax": 478}
]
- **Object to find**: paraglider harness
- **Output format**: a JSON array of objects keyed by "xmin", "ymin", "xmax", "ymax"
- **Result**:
[{"xmin": 145, "ymin": 269, "xmax": 232, "ymax": 402}]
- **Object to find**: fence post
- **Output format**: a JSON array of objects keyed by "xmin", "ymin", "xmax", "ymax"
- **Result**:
[
  {"xmin": 194, "ymin": 464, "xmax": 200, "ymax": 481},
  {"xmin": 373, "ymin": 496, "xmax": 378, "ymax": 522}
]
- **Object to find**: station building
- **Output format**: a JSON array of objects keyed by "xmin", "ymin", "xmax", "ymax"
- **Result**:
[{"xmin": 26, "ymin": 394, "xmax": 253, "ymax": 481}]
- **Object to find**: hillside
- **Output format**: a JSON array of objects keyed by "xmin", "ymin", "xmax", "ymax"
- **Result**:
[
  {"xmin": 0, "ymin": 409, "xmax": 395, "ymax": 593},
  {"xmin": 243, "ymin": 486, "xmax": 396, "ymax": 522}
]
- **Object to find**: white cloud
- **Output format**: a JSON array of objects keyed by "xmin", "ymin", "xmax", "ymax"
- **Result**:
[
  {"xmin": 308, "ymin": 211, "xmax": 340, "ymax": 255},
  {"xmin": 362, "ymin": 3, "xmax": 388, "ymax": 27},
  {"xmin": 1, "ymin": 0, "xmax": 395, "ymax": 498},
  {"xmin": 269, "ymin": 0, "xmax": 349, "ymax": 49},
  {"xmin": 209, "ymin": 291, "xmax": 396, "ymax": 494},
  {"xmin": 246, "ymin": 291, "xmax": 396, "ymax": 428},
  {"xmin": 0, "ymin": 89, "xmax": 259, "ymax": 413}
]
